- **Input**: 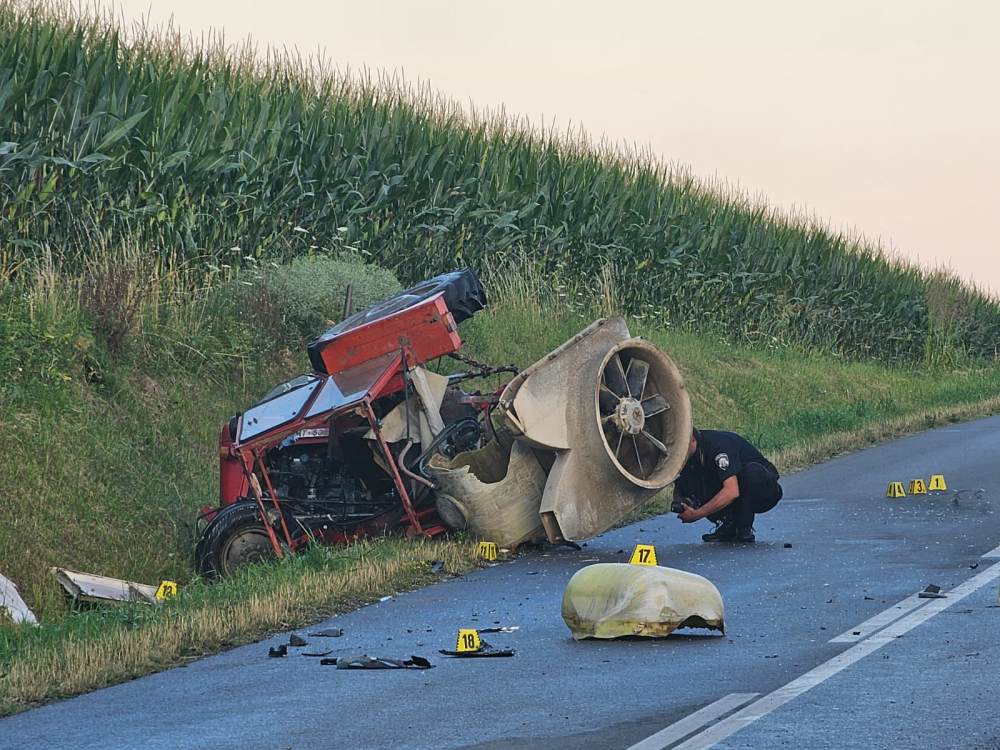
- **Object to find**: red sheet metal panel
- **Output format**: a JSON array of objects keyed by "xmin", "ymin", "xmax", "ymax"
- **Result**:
[{"xmin": 310, "ymin": 294, "xmax": 461, "ymax": 374}]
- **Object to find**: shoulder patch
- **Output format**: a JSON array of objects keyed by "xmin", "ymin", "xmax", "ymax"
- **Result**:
[{"xmin": 715, "ymin": 453, "xmax": 730, "ymax": 470}]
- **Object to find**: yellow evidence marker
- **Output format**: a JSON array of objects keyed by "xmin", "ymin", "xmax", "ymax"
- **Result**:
[
  {"xmin": 908, "ymin": 479, "xmax": 928, "ymax": 495},
  {"xmin": 886, "ymin": 482, "xmax": 906, "ymax": 498},
  {"xmin": 456, "ymin": 629, "xmax": 482, "ymax": 653},
  {"xmin": 929, "ymin": 475, "xmax": 947, "ymax": 491},
  {"xmin": 155, "ymin": 581, "xmax": 178, "ymax": 600},
  {"xmin": 629, "ymin": 544, "xmax": 658, "ymax": 566},
  {"xmin": 477, "ymin": 541, "xmax": 498, "ymax": 561}
]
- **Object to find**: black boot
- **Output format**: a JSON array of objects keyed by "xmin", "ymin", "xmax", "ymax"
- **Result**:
[
  {"xmin": 702, "ymin": 518, "xmax": 737, "ymax": 542},
  {"xmin": 736, "ymin": 526, "xmax": 756, "ymax": 543}
]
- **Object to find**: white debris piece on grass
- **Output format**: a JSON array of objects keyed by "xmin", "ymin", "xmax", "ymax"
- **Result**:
[
  {"xmin": 52, "ymin": 567, "xmax": 160, "ymax": 605},
  {"xmin": 1, "ymin": 570, "xmax": 38, "ymax": 625}
]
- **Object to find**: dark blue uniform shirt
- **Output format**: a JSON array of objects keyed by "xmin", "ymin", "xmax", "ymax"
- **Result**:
[{"xmin": 674, "ymin": 430, "xmax": 778, "ymax": 505}]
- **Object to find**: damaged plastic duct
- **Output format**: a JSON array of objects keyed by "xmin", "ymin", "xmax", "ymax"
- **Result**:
[{"xmin": 426, "ymin": 431, "xmax": 548, "ymax": 548}]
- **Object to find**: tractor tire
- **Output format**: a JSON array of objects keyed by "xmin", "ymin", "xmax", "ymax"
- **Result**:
[
  {"xmin": 195, "ymin": 503, "xmax": 277, "ymax": 579},
  {"xmin": 308, "ymin": 268, "xmax": 486, "ymax": 373}
]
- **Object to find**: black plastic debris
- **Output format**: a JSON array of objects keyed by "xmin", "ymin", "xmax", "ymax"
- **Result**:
[
  {"xmin": 302, "ymin": 650, "xmax": 335, "ymax": 657},
  {"xmin": 919, "ymin": 584, "xmax": 947, "ymax": 599},
  {"xmin": 479, "ymin": 626, "xmax": 519, "ymax": 634},
  {"xmin": 268, "ymin": 645, "xmax": 288, "ymax": 658},
  {"xmin": 310, "ymin": 628, "xmax": 345, "ymax": 637},
  {"xmin": 320, "ymin": 654, "xmax": 434, "ymax": 669},
  {"xmin": 783, "ymin": 543, "xmax": 793, "ymax": 548},
  {"xmin": 439, "ymin": 638, "xmax": 515, "ymax": 658},
  {"xmin": 289, "ymin": 634, "xmax": 308, "ymax": 647}
]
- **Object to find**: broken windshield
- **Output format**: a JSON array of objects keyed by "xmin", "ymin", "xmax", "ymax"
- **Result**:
[
  {"xmin": 241, "ymin": 377, "xmax": 322, "ymax": 442},
  {"xmin": 254, "ymin": 374, "xmax": 319, "ymax": 407}
]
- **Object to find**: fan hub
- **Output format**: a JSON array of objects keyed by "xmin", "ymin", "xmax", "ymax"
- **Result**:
[{"xmin": 617, "ymin": 397, "xmax": 645, "ymax": 435}]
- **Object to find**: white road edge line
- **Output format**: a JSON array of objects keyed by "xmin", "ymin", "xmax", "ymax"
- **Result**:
[
  {"xmin": 671, "ymin": 561, "xmax": 1000, "ymax": 750},
  {"xmin": 625, "ymin": 693, "xmax": 759, "ymax": 750},
  {"xmin": 829, "ymin": 592, "xmax": 926, "ymax": 643},
  {"xmin": 982, "ymin": 544, "xmax": 1000, "ymax": 558}
]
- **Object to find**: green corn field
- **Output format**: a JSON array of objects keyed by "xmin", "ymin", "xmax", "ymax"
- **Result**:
[{"xmin": 1, "ymin": 0, "xmax": 998, "ymax": 364}]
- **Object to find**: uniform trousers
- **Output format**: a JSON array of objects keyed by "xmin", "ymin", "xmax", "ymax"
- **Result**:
[{"xmin": 706, "ymin": 462, "xmax": 782, "ymax": 528}]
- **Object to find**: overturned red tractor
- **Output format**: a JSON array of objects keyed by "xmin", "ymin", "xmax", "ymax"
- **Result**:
[{"xmin": 195, "ymin": 269, "xmax": 692, "ymax": 578}]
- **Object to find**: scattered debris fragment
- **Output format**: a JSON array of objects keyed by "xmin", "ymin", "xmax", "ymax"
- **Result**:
[
  {"xmin": 919, "ymin": 584, "xmax": 947, "ymax": 599},
  {"xmin": 269, "ymin": 645, "xmax": 288, "ymax": 658},
  {"xmin": 479, "ymin": 626, "xmax": 519, "ymax": 633},
  {"xmin": 302, "ymin": 650, "xmax": 335, "ymax": 657},
  {"xmin": 310, "ymin": 628, "xmax": 345, "ymax": 637},
  {"xmin": 379, "ymin": 596, "xmax": 393, "ymax": 602},
  {"xmin": 429, "ymin": 561, "xmax": 444, "ymax": 573},
  {"xmin": 0, "ymin": 571, "xmax": 38, "ymax": 626},
  {"xmin": 439, "ymin": 639, "xmax": 515, "ymax": 657},
  {"xmin": 52, "ymin": 567, "xmax": 159, "ymax": 605},
  {"xmin": 783, "ymin": 543, "xmax": 793, "ymax": 549},
  {"xmin": 289, "ymin": 634, "xmax": 308, "ymax": 647},
  {"xmin": 970, "ymin": 562, "xmax": 979, "ymax": 570},
  {"xmin": 321, "ymin": 654, "xmax": 434, "ymax": 669}
]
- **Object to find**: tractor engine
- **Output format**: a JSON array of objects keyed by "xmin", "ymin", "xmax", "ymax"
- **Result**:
[{"xmin": 264, "ymin": 437, "xmax": 399, "ymax": 527}]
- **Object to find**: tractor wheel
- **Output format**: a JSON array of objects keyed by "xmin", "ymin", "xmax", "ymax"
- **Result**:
[{"xmin": 195, "ymin": 504, "xmax": 276, "ymax": 579}]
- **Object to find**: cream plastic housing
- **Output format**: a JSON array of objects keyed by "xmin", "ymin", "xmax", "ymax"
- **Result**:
[
  {"xmin": 561, "ymin": 563, "xmax": 725, "ymax": 640},
  {"xmin": 425, "ymin": 438, "xmax": 548, "ymax": 548},
  {"xmin": 495, "ymin": 317, "xmax": 692, "ymax": 542}
]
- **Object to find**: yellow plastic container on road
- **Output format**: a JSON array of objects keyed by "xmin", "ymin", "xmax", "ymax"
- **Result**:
[{"xmin": 562, "ymin": 563, "xmax": 725, "ymax": 640}]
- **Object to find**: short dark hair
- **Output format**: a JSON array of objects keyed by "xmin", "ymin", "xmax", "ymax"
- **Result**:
[{"xmin": 691, "ymin": 427, "xmax": 701, "ymax": 442}]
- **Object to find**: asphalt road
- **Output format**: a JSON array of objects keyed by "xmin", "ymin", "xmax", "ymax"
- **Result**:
[{"xmin": 3, "ymin": 416, "xmax": 999, "ymax": 750}]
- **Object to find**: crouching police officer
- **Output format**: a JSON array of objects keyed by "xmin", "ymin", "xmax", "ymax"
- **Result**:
[{"xmin": 673, "ymin": 428, "xmax": 782, "ymax": 543}]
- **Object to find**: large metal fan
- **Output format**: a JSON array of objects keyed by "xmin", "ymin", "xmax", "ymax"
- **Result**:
[
  {"xmin": 598, "ymin": 346, "xmax": 673, "ymax": 485},
  {"xmin": 495, "ymin": 317, "xmax": 692, "ymax": 542}
]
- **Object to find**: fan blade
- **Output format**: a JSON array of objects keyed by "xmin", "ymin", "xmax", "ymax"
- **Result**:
[
  {"xmin": 625, "ymin": 358, "xmax": 649, "ymax": 399},
  {"xmin": 641, "ymin": 395, "xmax": 668, "ymax": 418},
  {"xmin": 641, "ymin": 430, "xmax": 669, "ymax": 456},
  {"xmin": 603, "ymin": 353, "xmax": 628, "ymax": 397},
  {"xmin": 631, "ymin": 437, "xmax": 646, "ymax": 480},
  {"xmin": 599, "ymin": 384, "xmax": 619, "ymax": 415}
]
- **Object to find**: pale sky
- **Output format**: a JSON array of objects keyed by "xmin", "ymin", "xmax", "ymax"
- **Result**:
[{"xmin": 110, "ymin": 0, "xmax": 1000, "ymax": 297}]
